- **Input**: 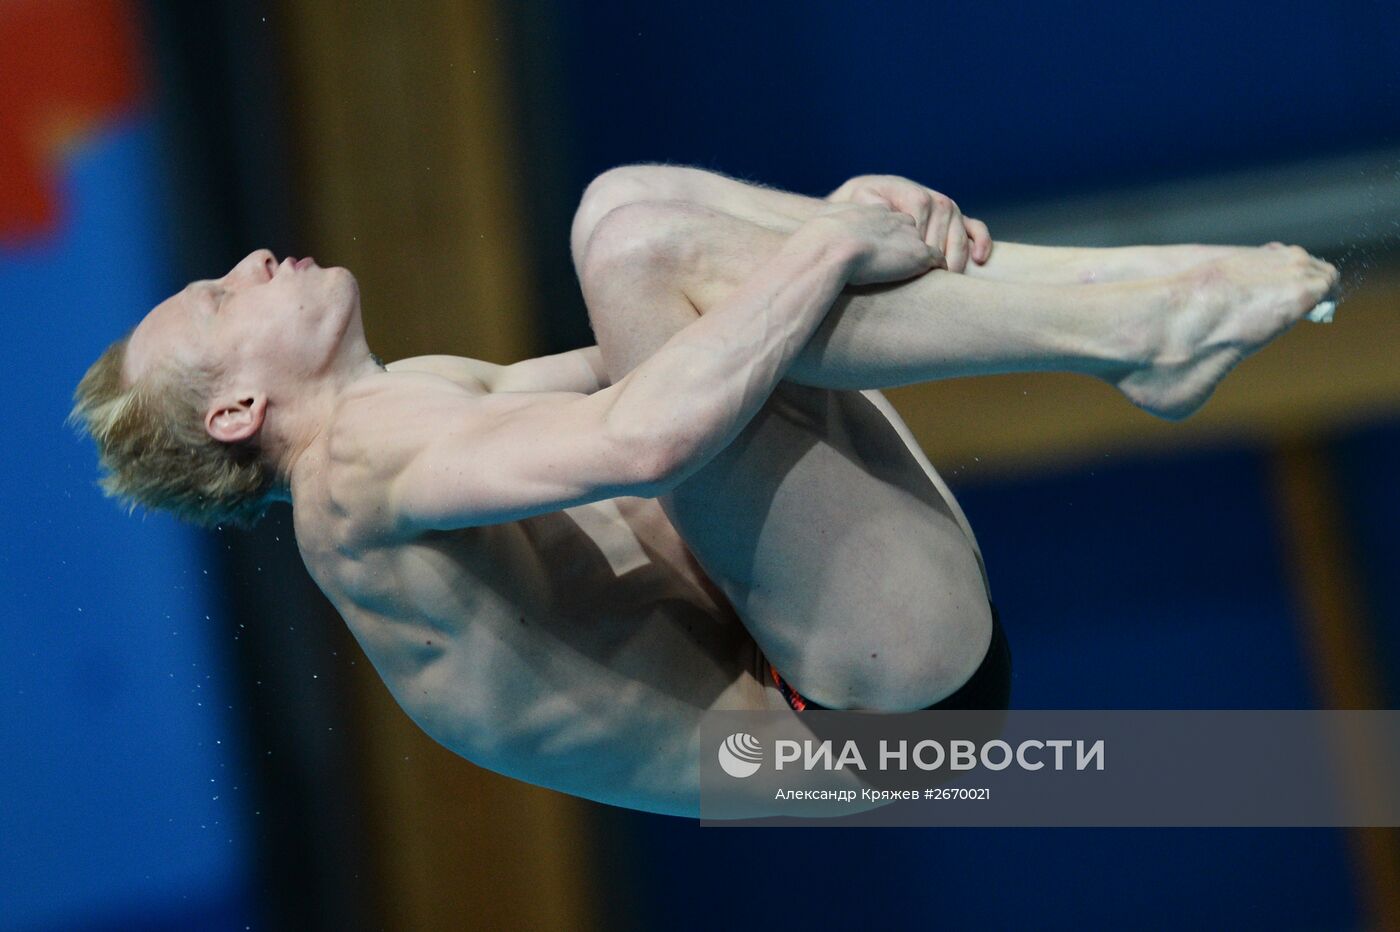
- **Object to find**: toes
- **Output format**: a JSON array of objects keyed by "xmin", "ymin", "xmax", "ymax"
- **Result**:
[
  {"xmin": 1285, "ymin": 245, "xmax": 1314, "ymax": 265},
  {"xmin": 1320, "ymin": 260, "xmax": 1341, "ymax": 294}
]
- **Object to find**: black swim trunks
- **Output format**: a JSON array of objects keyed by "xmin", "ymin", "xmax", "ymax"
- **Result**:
[{"xmin": 767, "ymin": 601, "xmax": 1012, "ymax": 711}]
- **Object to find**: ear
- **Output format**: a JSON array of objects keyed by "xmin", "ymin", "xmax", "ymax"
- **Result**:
[{"xmin": 204, "ymin": 393, "xmax": 267, "ymax": 444}]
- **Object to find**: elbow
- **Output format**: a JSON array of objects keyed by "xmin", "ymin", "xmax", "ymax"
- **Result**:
[
  {"xmin": 608, "ymin": 421, "xmax": 695, "ymax": 495},
  {"xmin": 631, "ymin": 436, "xmax": 693, "ymax": 494}
]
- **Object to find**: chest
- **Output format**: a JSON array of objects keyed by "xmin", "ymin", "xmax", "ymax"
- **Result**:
[
  {"xmin": 295, "ymin": 497, "xmax": 749, "ymax": 767},
  {"xmin": 298, "ymin": 494, "xmax": 730, "ymax": 672}
]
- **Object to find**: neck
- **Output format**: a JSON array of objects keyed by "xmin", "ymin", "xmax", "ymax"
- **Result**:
[{"xmin": 266, "ymin": 346, "xmax": 387, "ymax": 494}]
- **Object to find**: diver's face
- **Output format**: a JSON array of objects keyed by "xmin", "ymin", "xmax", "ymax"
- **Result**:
[{"xmin": 125, "ymin": 249, "xmax": 361, "ymax": 388}]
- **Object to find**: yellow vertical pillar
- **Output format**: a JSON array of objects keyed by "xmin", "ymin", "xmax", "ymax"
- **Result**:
[
  {"xmin": 280, "ymin": 0, "xmax": 535, "ymax": 363},
  {"xmin": 1271, "ymin": 440, "xmax": 1400, "ymax": 931},
  {"xmin": 277, "ymin": 2, "xmax": 597, "ymax": 928}
]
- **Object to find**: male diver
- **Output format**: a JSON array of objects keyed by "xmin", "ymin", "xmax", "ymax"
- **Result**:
[{"xmin": 72, "ymin": 167, "xmax": 1338, "ymax": 816}]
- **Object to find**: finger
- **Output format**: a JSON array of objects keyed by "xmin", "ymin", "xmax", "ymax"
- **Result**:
[
  {"xmin": 943, "ymin": 205, "xmax": 970, "ymax": 272},
  {"xmin": 852, "ymin": 188, "xmax": 894, "ymax": 210},
  {"xmin": 926, "ymin": 195, "xmax": 953, "ymax": 257},
  {"xmin": 965, "ymin": 217, "xmax": 993, "ymax": 264},
  {"xmin": 889, "ymin": 189, "xmax": 933, "ymax": 239},
  {"xmin": 945, "ymin": 222, "xmax": 970, "ymax": 273},
  {"xmin": 926, "ymin": 242, "xmax": 947, "ymax": 271}
]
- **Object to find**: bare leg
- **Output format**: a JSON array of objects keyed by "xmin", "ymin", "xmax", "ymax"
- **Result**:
[
  {"xmin": 580, "ymin": 199, "xmax": 1335, "ymax": 710},
  {"xmin": 573, "ymin": 164, "xmax": 1250, "ymax": 286},
  {"xmin": 582, "ymin": 215, "xmax": 989, "ymax": 710},
  {"xmin": 581, "ymin": 180, "xmax": 1337, "ymax": 420}
]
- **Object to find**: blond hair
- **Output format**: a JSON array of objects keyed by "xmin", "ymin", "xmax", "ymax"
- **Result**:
[{"xmin": 69, "ymin": 335, "xmax": 278, "ymax": 527}]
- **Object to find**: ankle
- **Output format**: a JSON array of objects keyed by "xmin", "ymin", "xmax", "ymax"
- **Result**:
[{"xmin": 1077, "ymin": 280, "xmax": 1171, "ymax": 378}]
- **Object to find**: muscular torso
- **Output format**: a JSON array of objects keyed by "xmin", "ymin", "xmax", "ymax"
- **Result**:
[
  {"xmin": 282, "ymin": 367, "xmax": 985, "ymax": 816},
  {"xmin": 288, "ymin": 374, "xmax": 776, "ymax": 815}
]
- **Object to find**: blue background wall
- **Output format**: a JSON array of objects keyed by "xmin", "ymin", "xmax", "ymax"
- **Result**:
[
  {"xmin": 0, "ymin": 77, "xmax": 256, "ymax": 932},
  {"xmin": 554, "ymin": 0, "xmax": 1400, "ymax": 209}
]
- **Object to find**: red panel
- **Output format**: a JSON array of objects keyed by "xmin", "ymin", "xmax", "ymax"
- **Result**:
[{"xmin": 0, "ymin": 0, "xmax": 145, "ymax": 246}]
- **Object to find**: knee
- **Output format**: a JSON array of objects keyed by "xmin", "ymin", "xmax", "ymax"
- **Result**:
[
  {"xmin": 571, "ymin": 165, "xmax": 691, "ymax": 268},
  {"xmin": 577, "ymin": 199, "xmax": 705, "ymax": 297}
]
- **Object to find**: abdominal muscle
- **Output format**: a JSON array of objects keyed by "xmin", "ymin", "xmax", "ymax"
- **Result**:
[{"xmin": 294, "ymin": 491, "xmax": 780, "ymax": 815}]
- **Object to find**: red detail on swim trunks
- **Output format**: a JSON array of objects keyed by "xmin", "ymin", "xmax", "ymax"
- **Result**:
[
  {"xmin": 768, "ymin": 661, "xmax": 811, "ymax": 712},
  {"xmin": 0, "ymin": 0, "xmax": 146, "ymax": 246}
]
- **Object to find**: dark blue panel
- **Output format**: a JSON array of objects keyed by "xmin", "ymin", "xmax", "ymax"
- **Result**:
[
  {"xmin": 954, "ymin": 444, "xmax": 1316, "ymax": 709},
  {"xmin": 1333, "ymin": 418, "xmax": 1400, "ymax": 706},
  {"xmin": 606, "ymin": 819, "xmax": 1354, "ymax": 932},
  {"xmin": 556, "ymin": 0, "xmax": 1400, "ymax": 207}
]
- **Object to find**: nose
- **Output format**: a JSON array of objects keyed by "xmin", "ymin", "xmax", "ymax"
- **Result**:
[{"xmin": 227, "ymin": 248, "xmax": 277, "ymax": 284}]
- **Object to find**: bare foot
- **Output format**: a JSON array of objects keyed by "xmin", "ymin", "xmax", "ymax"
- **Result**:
[
  {"xmin": 1112, "ymin": 244, "xmax": 1339, "ymax": 420},
  {"xmin": 1073, "ymin": 244, "xmax": 1248, "ymax": 284},
  {"xmin": 1127, "ymin": 244, "xmax": 1251, "ymax": 280}
]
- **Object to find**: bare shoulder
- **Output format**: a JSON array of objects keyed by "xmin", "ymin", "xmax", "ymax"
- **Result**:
[
  {"xmin": 387, "ymin": 349, "xmax": 610, "ymax": 396},
  {"xmin": 306, "ymin": 371, "xmax": 486, "ymax": 546},
  {"xmin": 306, "ymin": 370, "xmax": 587, "ymax": 545},
  {"xmin": 384, "ymin": 354, "xmax": 503, "ymax": 392}
]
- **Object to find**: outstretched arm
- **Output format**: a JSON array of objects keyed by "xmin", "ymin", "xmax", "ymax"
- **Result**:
[{"xmin": 387, "ymin": 205, "xmax": 939, "ymax": 531}]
